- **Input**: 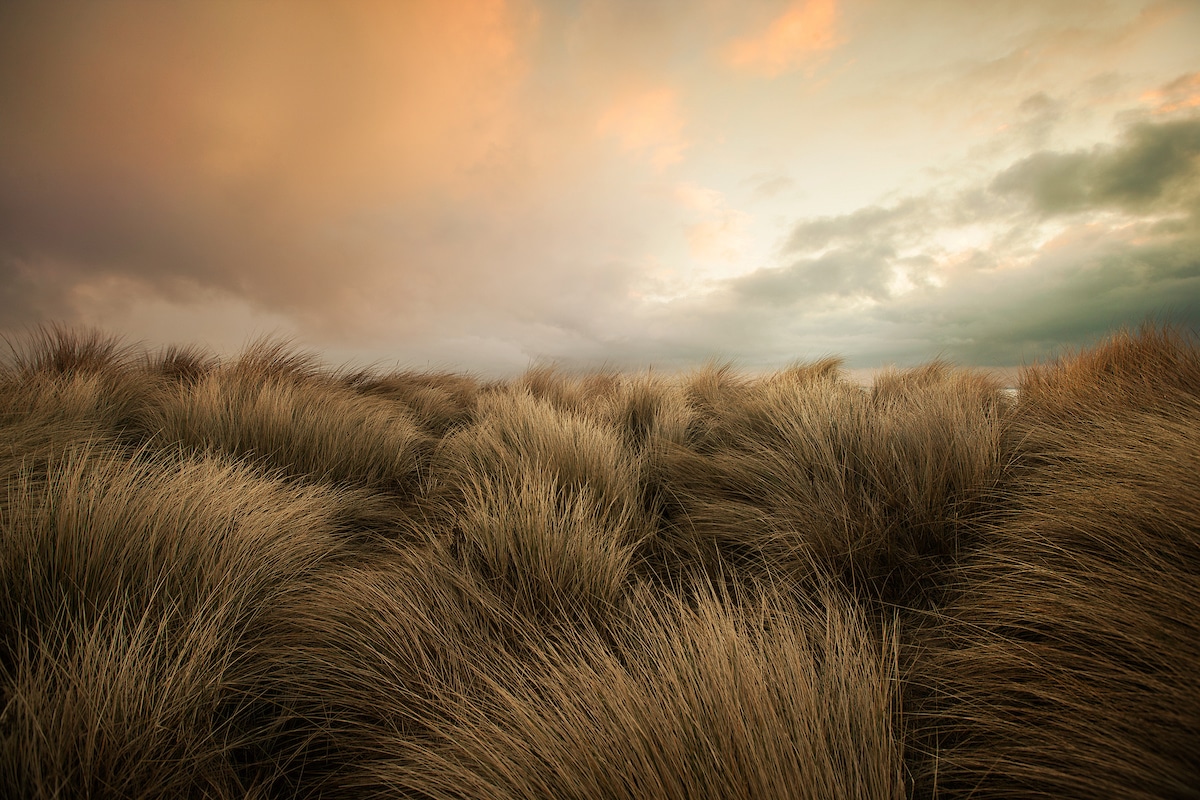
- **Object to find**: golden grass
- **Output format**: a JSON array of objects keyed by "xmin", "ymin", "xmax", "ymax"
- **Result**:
[
  {"xmin": 1, "ymin": 324, "xmax": 1197, "ymax": 798},
  {"xmin": 907, "ymin": 325, "xmax": 1200, "ymax": 798}
]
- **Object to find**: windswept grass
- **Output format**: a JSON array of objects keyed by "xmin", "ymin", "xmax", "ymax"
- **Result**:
[
  {"xmin": 644, "ymin": 358, "xmax": 1008, "ymax": 601},
  {"xmin": 908, "ymin": 326, "xmax": 1200, "ymax": 798},
  {"xmin": 1, "ymin": 443, "xmax": 367, "ymax": 797},
  {"xmin": 2, "ymin": 324, "xmax": 1197, "ymax": 797},
  {"xmin": 135, "ymin": 343, "xmax": 433, "ymax": 494}
]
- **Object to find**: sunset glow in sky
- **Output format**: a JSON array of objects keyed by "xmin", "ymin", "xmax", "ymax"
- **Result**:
[{"xmin": 3, "ymin": 0, "xmax": 1199, "ymax": 376}]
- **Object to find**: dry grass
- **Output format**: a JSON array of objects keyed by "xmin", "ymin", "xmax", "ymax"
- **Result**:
[
  {"xmin": 1, "ymin": 324, "xmax": 1196, "ymax": 797},
  {"xmin": 907, "ymin": 325, "xmax": 1200, "ymax": 798}
]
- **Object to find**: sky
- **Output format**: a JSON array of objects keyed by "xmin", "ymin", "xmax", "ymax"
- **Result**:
[{"xmin": 2, "ymin": 0, "xmax": 1199, "ymax": 378}]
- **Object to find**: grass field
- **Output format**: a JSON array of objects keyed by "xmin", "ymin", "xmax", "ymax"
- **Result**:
[{"xmin": 2, "ymin": 324, "xmax": 1197, "ymax": 798}]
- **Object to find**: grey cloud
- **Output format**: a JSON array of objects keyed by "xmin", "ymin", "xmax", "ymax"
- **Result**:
[
  {"xmin": 0, "ymin": 258, "xmax": 74, "ymax": 328},
  {"xmin": 745, "ymin": 173, "xmax": 796, "ymax": 200},
  {"xmin": 989, "ymin": 151, "xmax": 1093, "ymax": 214},
  {"xmin": 1097, "ymin": 117, "xmax": 1200, "ymax": 207},
  {"xmin": 991, "ymin": 116, "xmax": 1200, "ymax": 214},
  {"xmin": 1017, "ymin": 92, "xmax": 1056, "ymax": 115},
  {"xmin": 782, "ymin": 198, "xmax": 929, "ymax": 254},
  {"xmin": 1013, "ymin": 92, "xmax": 1066, "ymax": 149},
  {"xmin": 896, "ymin": 235, "xmax": 1200, "ymax": 366},
  {"xmin": 735, "ymin": 245, "xmax": 898, "ymax": 306},
  {"xmin": 734, "ymin": 226, "xmax": 1200, "ymax": 370}
]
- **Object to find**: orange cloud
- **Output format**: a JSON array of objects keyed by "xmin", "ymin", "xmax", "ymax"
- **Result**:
[
  {"xmin": 673, "ymin": 183, "xmax": 751, "ymax": 264},
  {"xmin": 1141, "ymin": 72, "xmax": 1200, "ymax": 115},
  {"xmin": 0, "ymin": 0, "xmax": 540, "ymax": 334},
  {"xmin": 723, "ymin": 0, "xmax": 843, "ymax": 77},
  {"xmin": 2, "ymin": 0, "xmax": 536, "ymax": 207},
  {"xmin": 596, "ymin": 87, "xmax": 689, "ymax": 169}
]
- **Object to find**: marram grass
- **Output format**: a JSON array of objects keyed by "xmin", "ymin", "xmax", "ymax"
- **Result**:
[{"xmin": 1, "ymin": 325, "xmax": 1197, "ymax": 798}]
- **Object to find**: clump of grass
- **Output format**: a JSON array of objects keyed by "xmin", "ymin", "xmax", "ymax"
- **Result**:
[
  {"xmin": 241, "ymin": 544, "xmax": 532, "ymax": 796},
  {"xmin": 254, "ymin": 562, "xmax": 904, "ymax": 799},
  {"xmin": 136, "ymin": 343, "xmax": 432, "ymax": 495},
  {"xmin": 3, "ymin": 324, "xmax": 134, "ymax": 378},
  {"xmin": 394, "ymin": 584, "xmax": 906, "ymax": 800},
  {"xmin": 909, "ymin": 325, "xmax": 1200, "ymax": 797},
  {"xmin": 0, "ymin": 327, "xmax": 155, "ymax": 479},
  {"xmin": 599, "ymin": 370, "xmax": 696, "ymax": 451},
  {"xmin": 426, "ymin": 390, "xmax": 649, "ymax": 627},
  {"xmin": 648, "ymin": 358, "xmax": 1008, "ymax": 603},
  {"xmin": 341, "ymin": 368, "xmax": 481, "ymax": 437},
  {"xmin": 0, "ymin": 443, "xmax": 369, "ymax": 796},
  {"xmin": 145, "ymin": 343, "xmax": 220, "ymax": 385}
]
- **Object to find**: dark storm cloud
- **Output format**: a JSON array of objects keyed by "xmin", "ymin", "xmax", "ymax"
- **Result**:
[
  {"xmin": 1099, "ymin": 117, "xmax": 1200, "ymax": 207},
  {"xmin": 883, "ymin": 230, "xmax": 1200, "ymax": 366},
  {"xmin": 972, "ymin": 110, "xmax": 1200, "ymax": 363},
  {"xmin": 991, "ymin": 116, "xmax": 1200, "ymax": 214}
]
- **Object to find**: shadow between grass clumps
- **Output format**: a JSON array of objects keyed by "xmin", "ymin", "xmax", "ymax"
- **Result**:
[{"xmin": 638, "ymin": 357, "xmax": 1010, "ymax": 608}]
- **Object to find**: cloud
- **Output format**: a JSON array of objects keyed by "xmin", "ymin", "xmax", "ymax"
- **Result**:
[
  {"xmin": 734, "ymin": 245, "xmax": 897, "ymax": 305},
  {"xmin": 0, "ymin": 0, "xmax": 541, "ymax": 341},
  {"xmin": 722, "ymin": 0, "xmax": 843, "ymax": 77},
  {"xmin": 746, "ymin": 173, "xmax": 797, "ymax": 200},
  {"xmin": 853, "ymin": 0, "xmax": 1193, "ymax": 157},
  {"xmin": 1007, "ymin": 92, "xmax": 1068, "ymax": 149},
  {"xmin": 991, "ymin": 116, "xmax": 1200, "ymax": 214},
  {"xmin": 597, "ymin": 86, "xmax": 690, "ymax": 169},
  {"xmin": 989, "ymin": 152, "xmax": 1095, "ymax": 215},
  {"xmin": 672, "ymin": 183, "xmax": 751, "ymax": 263},
  {"xmin": 0, "ymin": 0, "xmax": 721, "ymax": 375},
  {"xmin": 886, "ymin": 222, "xmax": 1200, "ymax": 366},
  {"xmin": 669, "ymin": 109, "xmax": 1200, "ymax": 369},
  {"xmin": 1142, "ymin": 72, "xmax": 1200, "ymax": 116},
  {"xmin": 783, "ymin": 199, "xmax": 930, "ymax": 254}
]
